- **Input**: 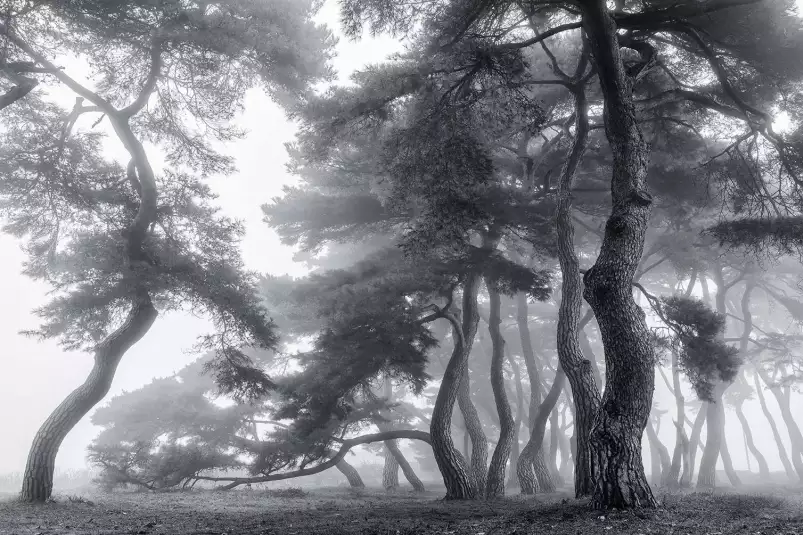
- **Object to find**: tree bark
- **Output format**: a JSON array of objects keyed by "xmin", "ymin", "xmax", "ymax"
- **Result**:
[
  {"xmin": 485, "ymin": 276, "xmax": 514, "ymax": 498},
  {"xmin": 336, "ymin": 459, "xmax": 365, "ymax": 488},
  {"xmin": 553, "ymin": 66, "xmax": 601, "ymax": 500},
  {"xmin": 753, "ymin": 371, "xmax": 796, "ymax": 480},
  {"xmin": 720, "ymin": 431, "xmax": 742, "ymax": 487},
  {"xmin": 457, "ymin": 363, "xmax": 488, "ymax": 495},
  {"xmin": 645, "ymin": 420, "xmax": 671, "ymax": 487},
  {"xmin": 385, "ymin": 440, "xmax": 425, "ymax": 492},
  {"xmin": 696, "ymin": 385, "xmax": 727, "ymax": 488},
  {"xmin": 688, "ymin": 406, "xmax": 706, "ymax": 483},
  {"xmin": 549, "ymin": 407, "xmax": 564, "ymax": 487},
  {"xmin": 762, "ymin": 379, "xmax": 803, "ymax": 480},
  {"xmin": 21, "ymin": 295, "xmax": 158, "ymax": 502},
  {"xmin": 383, "ymin": 446, "xmax": 400, "ymax": 490},
  {"xmin": 517, "ymin": 368, "xmax": 566, "ymax": 494},
  {"xmin": 428, "ymin": 276, "xmax": 481, "ymax": 499},
  {"xmin": 578, "ymin": 0, "xmax": 659, "ymax": 508}
]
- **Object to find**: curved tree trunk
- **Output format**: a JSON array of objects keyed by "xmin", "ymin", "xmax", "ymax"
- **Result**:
[
  {"xmin": 719, "ymin": 431, "xmax": 742, "ymax": 487},
  {"xmin": 666, "ymin": 350, "xmax": 687, "ymax": 488},
  {"xmin": 553, "ymin": 70, "xmax": 601, "ymax": 500},
  {"xmin": 644, "ymin": 420, "xmax": 671, "ymax": 487},
  {"xmin": 336, "ymin": 459, "xmax": 365, "ymax": 488},
  {"xmin": 457, "ymin": 363, "xmax": 488, "ymax": 495},
  {"xmin": 485, "ymin": 279, "xmax": 514, "ymax": 498},
  {"xmin": 754, "ymin": 371, "xmax": 796, "ymax": 480},
  {"xmin": 385, "ymin": 440, "xmax": 425, "ymax": 492},
  {"xmin": 688, "ymin": 405, "xmax": 706, "ymax": 482},
  {"xmin": 383, "ymin": 446, "xmax": 400, "ymax": 490},
  {"xmin": 21, "ymin": 295, "xmax": 158, "ymax": 502},
  {"xmin": 428, "ymin": 276, "xmax": 481, "ymax": 500},
  {"xmin": 758, "ymin": 371, "xmax": 803, "ymax": 480},
  {"xmin": 734, "ymin": 401, "xmax": 769, "ymax": 479},
  {"xmin": 517, "ymin": 368, "xmax": 566, "ymax": 494}
]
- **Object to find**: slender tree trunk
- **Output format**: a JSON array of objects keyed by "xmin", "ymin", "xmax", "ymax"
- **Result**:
[
  {"xmin": 507, "ymin": 352, "xmax": 526, "ymax": 489},
  {"xmin": 754, "ymin": 371, "xmax": 796, "ymax": 480},
  {"xmin": 644, "ymin": 420, "xmax": 671, "ymax": 487},
  {"xmin": 383, "ymin": 446, "xmax": 400, "ymax": 490},
  {"xmin": 385, "ymin": 440, "xmax": 425, "ymax": 492},
  {"xmin": 485, "ymin": 275, "xmax": 514, "ymax": 498},
  {"xmin": 428, "ymin": 277, "xmax": 481, "ymax": 499},
  {"xmin": 516, "ymin": 292, "xmax": 542, "ymax": 432},
  {"xmin": 666, "ymin": 351, "xmax": 686, "ymax": 488},
  {"xmin": 765, "ymin": 381, "xmax": 803, "ymax": 480},
  {"xmin": 457, "ymin": 363, "xmax": 488, "ymax": 495},
  {"xmin": 21, "ymin": 295, "xmax": 157, "ymax": 502},
  {"xmin": 549, "ymin": 408, "xmax": 564, "ymax": 487},
  {"xmin": 720, "ymin": 432, "xmax": 742, "ymax": 487},
  {"xmin": 734, "ymin": 401, "xmax": 769, "ymax": 479},
  {"xmin": 580, "ymin": 0, "xmax": 658, "ymax": 508},
  {"xmin": 336, "ymin": 459, "xmax": 365, "ymax": 488},
  {"xmin": 688, "ymin": 405, "xmax": 706, "ymax": 482},
  {"xmin": 518, "ymin": 369, "xmax": 566, "ymax": 494},
  {"xmin": 553, "ymin": 70, "xmax": 600, "ymax": 499}
]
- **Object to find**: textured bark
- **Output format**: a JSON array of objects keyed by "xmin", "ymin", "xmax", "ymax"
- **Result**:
[
  {"xmin": 457, "ymin": 363, "xmax": 488, "ymax": 495},
  {"xmin": 553, "ymin": 69, "xmax": 601, "ymax": 499},
  {"xmin": 336, "ymin": 459, "xmax": 365, "ymax": 488},
  {"xmin": 21, "ymin": 296, "xmax": 158, "ymax": 502},
  {"xmin": 753, "ymin": 371, "xmax": 796, "ymax": 480},
  {"xmin": 385, "ymin": 440, "xmax": 425, "ymax": 492},
  {"xmin": 734, "ymin": 402, "xmax": 769, "ymax": 479},
  {"xmin": 666, "ymin": 352, "xmax": 690, "ymax": 488},
  {"xmin": 696, "ymin": 386, "xmax": 727, "ymax": 489},
  {"xmin": 688, "ymin": 406, "xmax": 706, "ymax": 483},
  {"xmin": 581, "ymin": 1, "xmax": 658, "ymax": 509},
  {"xmin": 383, "ymin": 446, "xmax": 400, "ymax": 490},
  {"xmin": 428, "ymin": 275, "xmax": 481, "ymax": 500},
  {"xmin": 516, "ymin": 292, "xmax": 542, "ymax": 429},
  {"xmin": 485, "ymin": 278, "xmax": 514, "ymax": 498},
  {"xmin": 517, "ymin": 368, "xmax": 566, "ymax": 494}
]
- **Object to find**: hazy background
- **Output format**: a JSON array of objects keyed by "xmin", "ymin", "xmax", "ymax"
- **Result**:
[{"xmin": 1, "ymin": 0, "xmax": 801, "ymax": 478}]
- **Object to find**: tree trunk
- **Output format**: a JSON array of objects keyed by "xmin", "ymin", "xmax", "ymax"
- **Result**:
[
  {"xmin": 383, "ymin": 440, "xmax": 425, "ymax": 492},
  {"xmin": 734, "ymin": 401, "xmax": 769, "ymax": 479},
  {"xmin": 21, "ymin": 295, "xmax": 157, "ymax": 502},
  {"xmin": 579, "ymin": 0, "xmax": 658, "ymax": 509},
  {"xmin": 383, "ymin": 445, "xmax": 400, "ymax": 490},
  {"xmin": 517, "ymin": 368, "xmax": 566, "ymax": 494},
  {"xmin": 645, "ymin": 420, "xmax": 671, "ymax": 487},
  {"xmin": 549, "ymin": 407, "xmax": 564, "ymax": 487},
  {"xmin": 507, "ymin": 352, "xmax": 526, "ymax": 489},
  {"xmin": 457, "ymin": 363, "xmax": 488, "ymax": 495},
  {"xmin": 553, "ymin": 70, "xmax": 601, "ymax": 500},
  {"xmin": 516, "ymin": 292, "xmax": 542, "ymax": 431},
  {"xmin": 758, "ymin": 371, "xmax": 803, "ymax": 480},
  {"xmin": 688, "ymin": 405, "xmax": 706, "ymax": 482},
  {"xmin": 697, "ymin": 383, "xmax": 728, "ymax": 489},
  {"xmin": 719, "ymin": 431, "xmax": 742, "ymax": 487},
  {"xmin": 754, "ymin": 371, "xmax": 796, "ymax": 480},
  {"xmin": 336, "ymin": 459, "xmax": 365, "ymax": 488},
  {"xmin": 428, "ymin": 276, "xmax": 481, "ymax": 500},
  {"xmin": 485, "ymin": 278, "xmax": 514, "ymax": 498},
  {"xmin": 666, "ymin": 350, "xmax": 687, "ymax": 488}
]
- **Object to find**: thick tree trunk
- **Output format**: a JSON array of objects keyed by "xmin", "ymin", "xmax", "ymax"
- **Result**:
[
  {"xmin": 21, "ymin": 295, "xmax": 157, "ymax": 502},
  {"xmin": 517, "ymin": 368, "xmax": 566, "ymax": 494},
  {"xmin": 754, "ymin": 371, "xmax": 796, "ymax": 480},
  {"xmin": 485, "ymin": 279, "xmax": 514, "ymax": 498},
  {"xmin": 383, "ymin": 445, "xmax": 400, "ymax": 490},
  {"xmin": 428, "ymin": 276, "xmax": 481, "ymax": 500},
  {"xmin": 553, "ymin": 71, "xmax": 600, "ymax": 500},
  {"xmin": 336, "ymin": 459, "xmax": 365, "ymax": 488},
  {"xmin": 734, "ymin": 402, "xmax": 770, "ymax": 479},
  {"xmin": 697, "ymin": 384, "xmax": 728, "ymax": 489},
  {"xmin": 579, "ymin": 0, "xmax": 658, "ymax": 509}
]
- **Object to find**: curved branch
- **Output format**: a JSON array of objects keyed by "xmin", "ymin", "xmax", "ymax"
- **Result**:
[{"xmin": 197, "ymin": 430, "xmax": 431, "ymax": 490}]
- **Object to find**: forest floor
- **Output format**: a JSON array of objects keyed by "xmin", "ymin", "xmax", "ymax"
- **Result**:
[{"xmin": 1, "ymin": 484, "xmax": 803, "ymax": 535}]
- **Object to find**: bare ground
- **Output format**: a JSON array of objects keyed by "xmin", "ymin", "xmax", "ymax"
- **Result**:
[{"xmin": 1, "ymin": 484, "xmax": 803, "ymax": 535}]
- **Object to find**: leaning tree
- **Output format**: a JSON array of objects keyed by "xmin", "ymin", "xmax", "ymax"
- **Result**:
[{"xmin": 0, "ymin": 0, "xmax": 334, "ymax": 502}]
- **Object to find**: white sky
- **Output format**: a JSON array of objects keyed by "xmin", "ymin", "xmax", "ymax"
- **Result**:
[{"xmin": 0, "ymin": 1, "xmax": 799, "ymax": 482}]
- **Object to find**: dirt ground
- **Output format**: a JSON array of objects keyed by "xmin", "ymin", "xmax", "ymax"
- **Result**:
[{"xmin": 1, "ymin": 484, "xmax": 803, "ymax": 535}]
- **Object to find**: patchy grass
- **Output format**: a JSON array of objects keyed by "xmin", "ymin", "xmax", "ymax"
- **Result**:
[{"xmin": 1, "ymin": 485, "xmax": 802, "ymax": 534}]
